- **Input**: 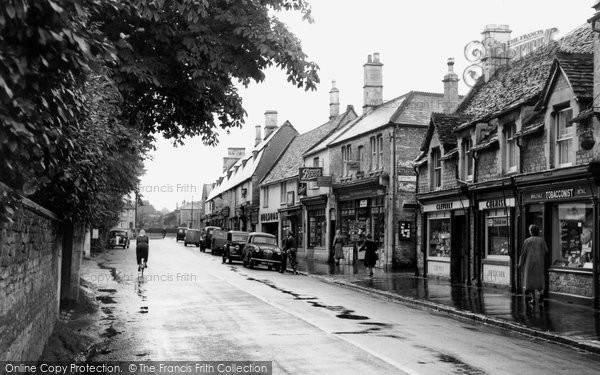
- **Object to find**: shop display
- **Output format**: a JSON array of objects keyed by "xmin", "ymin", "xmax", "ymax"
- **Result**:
[
  {"xmin": 428, "ymin": 219, "xmax": 451, "ymax": 258},
  {"xmin": 486, "ymin": 216, "xmax": 510, "ymax": 257},
  {"xmin": 555, "ymin": 204, "xmax": 593, "ymax": 268}
]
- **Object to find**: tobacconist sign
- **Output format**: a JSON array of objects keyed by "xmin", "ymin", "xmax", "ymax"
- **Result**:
[{"xmin": 522, "ymin": 184, "xmax": 592, "ymax": 204}]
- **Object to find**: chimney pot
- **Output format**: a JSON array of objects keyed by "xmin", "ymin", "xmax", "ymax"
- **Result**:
[
  {"xmin": 264, "ymin": 110, "xmax": 278, "ymax": 139},
  {"xmin": 373, "ymin": 52, "xmax": 380, "ymax": 63},
  {"xmin": 442, "ymin": 57, "xmax": 459, "ymax": 114},
  {"xmin": 363, "ymin": 52, "xmax": 383, "ymax": 114},
  {"xmin": 255, "ymin": 125, "xmax": 262, "ymax": 146}
]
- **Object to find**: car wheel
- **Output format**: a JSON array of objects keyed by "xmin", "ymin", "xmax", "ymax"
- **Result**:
[
  {"xmin": 228, "ymin": 255, "xmax": 232, "ymax": 264},
  {"xmin": 196, "ymin": 243, "xmax": 200, "ymax": 247},
  {"xmin": 268, "ymin": 265, "xmax": 272, "ymax": 271},
  {"xmin": 248, "ymin": 257, "xmax": 254, "ymax": 269},
  {"xmin": 274, "ymin": 264, "xmax": 280, "ymax": 272},
  {"xmin": 242, "ymin": 256, "xmax": 248, "ymax": 267}
]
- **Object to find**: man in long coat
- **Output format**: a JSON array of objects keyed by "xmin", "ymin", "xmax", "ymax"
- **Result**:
[{"xmin": 518, "ymin": 224, "xmax": 548, "ymax": 306}]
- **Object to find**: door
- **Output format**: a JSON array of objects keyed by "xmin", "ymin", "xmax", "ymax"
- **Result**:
[{"xmin": 451, "ymin": 214, "xmax": 467, "ymax": 284}]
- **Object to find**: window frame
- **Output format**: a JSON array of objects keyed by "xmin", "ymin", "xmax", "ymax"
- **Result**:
[
  {"xmin": 263, "ymin": 186, "xmax": 269, "ymax": 208},
  {"xmin": 504, "ymin": 123, "xmax": 517, "ymax": 173},
  {"xmin": 279, "ymin": 182, "xmax": 287, "ymax": 206},
  {"xmin": 555, "ymin": 107, "xmax": 574, "ymax": 168},
  {"xmin": 377, "ymin": 134, "xmax": 383, "ymax": 170},
  {"xmin": 431, "ymin": 147, "xmax": 442, "ymax": 189},
  {"xmin": 462, "ymin": 137, "xmax": 473, "ymax": 181}
]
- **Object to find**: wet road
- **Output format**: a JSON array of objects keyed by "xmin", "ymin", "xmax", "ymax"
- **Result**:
[{"xmin": 85, "ymin": 237, "xmax": 600, "ymax": 374}]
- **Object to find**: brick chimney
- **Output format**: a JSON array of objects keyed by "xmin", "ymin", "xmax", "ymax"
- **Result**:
[
  {"xmin": 481, "ymin": 24, "xmax": 512, "ymax": 82},
  {"xmin": 329, "ymin": 80, "xmax": 340, "ymax": 119},
  {"xmin": 442, "ymin": 58, "xmax": 459, "ymax": 114},
  {"xmin": 363, "ymin": 52, "xmax": 383, "ymax": 114},
  {"xmin": 255, "ymin": 125, "xmax": 262, "ymax": 146},
  {"xmin": 264, "ymin": 110, "xmax": 278, "ymax": 139}
]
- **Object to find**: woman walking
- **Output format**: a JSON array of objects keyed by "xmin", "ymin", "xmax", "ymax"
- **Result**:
[
  {"xmin": 359, "ymin": 234, "xmax": 378, "ymax": 277},
  {"xmin": 518, "ymin": 224, "xmax": 548, "ymax": 307},
  {"xmin": 332, "ymin": 230, "xmax": 344, "ymax": 265}
]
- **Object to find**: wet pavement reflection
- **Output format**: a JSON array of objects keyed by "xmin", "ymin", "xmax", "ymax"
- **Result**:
[{"xmin": 296, "ymin": 258, "xmax": 600, "ymax": 342}]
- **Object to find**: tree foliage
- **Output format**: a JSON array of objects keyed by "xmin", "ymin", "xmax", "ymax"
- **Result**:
[{"xmin": 0, "ymin": 0, "xmax": 319, "ymax": 224}]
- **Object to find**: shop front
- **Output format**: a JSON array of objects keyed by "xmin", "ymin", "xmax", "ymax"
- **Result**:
[
  {"xmin": 476, "ymin": 195, "xmax": 516, "ymax": 287},
  {"xmin": 259, "ymin": 211, "xmax": 279, "ymax": 239},
  {"xmin": 279, "ymin": 205, "xmax": 302, "ymax": 248},
  {"xmin": 300, "ymin": 194, "xmax": 330, "ymax": 261},
  {"xmin": 422, "ymin": 198, "xmax": 470, "ymax": 282},
  {"xmin": 519, "ymin": 180, "xmax": 598, "ymax": 305}
]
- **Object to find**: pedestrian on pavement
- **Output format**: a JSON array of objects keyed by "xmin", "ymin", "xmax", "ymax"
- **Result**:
[
  {"xmin": 333, "ymin": 230, "xmax": 344, "ymax": 265},
  {"xmin": 280, "ymin": 230, "xmax": 298, "ymax": 274},
  {"xmin": 136, "ymin": 229, "xmax": 150, "ymax": 272},
  {"xmin": 359, "ymin": 233, "xmax": 378, "ymax": 277},
  {"xmin": 518, "ymin": 224, "xmax": 548, "ymax": 307}
]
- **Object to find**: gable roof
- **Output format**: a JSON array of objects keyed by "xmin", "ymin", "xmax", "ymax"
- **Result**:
[
  {"xmin": 261, "ymin": 111, "xmax": 355, "ymax": 185},
  {"xmin": 539, "ymin": 53, "xmax": 594, "ymax": 108},
  {"xmin": 303, "ymin": 107, "xmax": 358, "ymax": 157},
  {"xmin": 456, "ymin": 23, "xmax": 594, "ymax": 123},
  {"xmin": 421, "ymin": 113, "xmax": 473, "ymax": 152},
  {"xmin": 206, "ymin": 122, "xmax": 294, "ymax": 201},
  {"xmin": 330, "ymin": 91, "xmax": 445, "ymax": 146}
]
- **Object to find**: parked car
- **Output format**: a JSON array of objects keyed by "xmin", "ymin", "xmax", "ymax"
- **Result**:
[
  {"xmin": 108, "ymin": 229, "xmax": 130, "ymax": 249},
  {"xmin": 209, "ymin": 228, "xmax": 228, "ymax": 255},
  {"xmin": 184, "ymin": 229, "xmax": 201, "ymax": 247},
  {"xmin": 222, "ymin": 231, "xmax": 250, "ymax": 264},
  {"xmin": 176, "ymin": 227, "xmax": 187, "ymax": 242},
  {"xmin": 200, "ymin": 226, "xmax": 221, "ymax": 252},
  {"xmin": 242, "ymin": 232, "xmax": 282, "ymax": 271}
]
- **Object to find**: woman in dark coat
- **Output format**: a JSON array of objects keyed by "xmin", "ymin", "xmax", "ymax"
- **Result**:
[
  {"xmin": 518, "ymin": 224, "xmax": 548, "ymax": 306},
  {"xmin": 359, "ymin": 234, "xmax": 378, "ymax": 277},
  {"xmin": 136, "ymin": 229, "xmax": 149, "ymax": 272},
  {"xmin": 332, "ymin": 230, "xmax": 344, "ymax": 265}
]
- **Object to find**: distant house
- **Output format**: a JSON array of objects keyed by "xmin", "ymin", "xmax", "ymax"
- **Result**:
[{"xmin": 177, "ymin": 200, "xmax": 203, "ymax": 229}]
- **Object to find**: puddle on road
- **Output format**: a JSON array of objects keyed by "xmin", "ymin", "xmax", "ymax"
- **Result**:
[
  {"xmin": 96, "ymin": 295, "xmax": 116, "ymax": 304},
  {"xmin": 101, "ymin": 326, "xmax": 121, "ymax": 338},
  {"xmin": 336, "ymin": 312, "xmax": 369, "ymax": 320},
  {"xmin": 139, "ymin": 306, "xmax": 149, "ymax": 314},
  {"xmin": 98, "ymin": 289, "xmax": 117, "ymax": 293},
  {"xmin": 359, "ymin": 322, "xmax": 392, "ymax": 328},
  {"xmin": 436, "ymin": 353, "xmax": 486, "ymax": 375},
  {"xmin": 136, "ymin": 353, "xmax": 149, "ymax": 357}
]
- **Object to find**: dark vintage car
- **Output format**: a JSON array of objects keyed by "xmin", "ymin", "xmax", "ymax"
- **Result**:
[
  {"xmin": 222, "ymin": 231, "xmax": 250, "ymax": 264},
  {"xmin": 200, "ymin": 226, "xmax": 221, "ymax": 252},
  {"xmin": 184, "ymin": 229, "xmax": 201, "ymax": 247},
  {"xmin": 242, "ymin": 232, "xmax": 282, "ymax": 271},
  {"xmin": 176, "ymin": 227, "xmax": 187, "ymax": 242},
  {"xmin": 108, "ymin": 229, "xmax": 130, "ymax": 249}
]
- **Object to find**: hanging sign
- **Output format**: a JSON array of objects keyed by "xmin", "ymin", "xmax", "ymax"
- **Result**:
[{"xmin": 299, "ymin": 167, "xmax": 323, "ymax": 182}]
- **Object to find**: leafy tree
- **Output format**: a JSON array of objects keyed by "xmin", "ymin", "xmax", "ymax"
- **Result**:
[{"xmin": 0, "ymin": 0, "xmax": 319, "ymax": 224}]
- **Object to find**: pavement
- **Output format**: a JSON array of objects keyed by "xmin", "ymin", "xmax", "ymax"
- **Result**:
[{"xmin": 294, "ymin": 257, "xmax": 600, "ymax": 354}]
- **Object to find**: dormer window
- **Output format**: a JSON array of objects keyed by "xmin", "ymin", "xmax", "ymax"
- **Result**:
[
  {"xmin": 431, "ymin": 147, "xmax": 442, "ymax": 189},
  {"xmin": 556, "ymin": 108, "xmax": 573, "ymax": 167}
]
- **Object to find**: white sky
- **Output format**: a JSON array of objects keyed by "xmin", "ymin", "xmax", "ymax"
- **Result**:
[{"xmin": 140, "ymin": 0, "xmax": 595, "ymax": 212}]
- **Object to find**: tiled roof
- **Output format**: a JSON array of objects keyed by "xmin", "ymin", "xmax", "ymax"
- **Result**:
[
  {"xmin": 456, "ymin": 23, "xmax": 593, "ymax": 121},
  {"xmin": 472, "ymin": 128, "xmax": 498, "ymax": 152},
  {"xmin": 514, "ymin": 112, "xmax": 544, "ymax": 138},
  {"xmin": 303, "ymin": 107, "xmax": 358, "ymax": 157},
  {"xmin": 440, "ymin": 148, "xmax": 458, "ymax": 161},
  {"xmin": 331, "ymin": 91, "xmax": 446, "ymax": 146},
  {"xmin": 261, "ymin": 112, "xmax": 353, "ymax": 185},
  {"xmin": 557, "ymin": 53, "xmax": 593, "ymax": 100},
  {"xmin": 421, "ymin": 113, "xmax": 473, "ymax": 152},
  {"xmin": 571, "ymin": 107, "xmax": 595, "ymax": 123}
]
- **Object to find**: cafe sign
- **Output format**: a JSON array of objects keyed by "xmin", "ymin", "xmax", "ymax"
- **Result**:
[
  {"xmin": 422, "ymin": 199, "xmax": 470, "ymax": 213},
  {"xmin": 523, "ymin": 185, "xmax": 591, "ymax": 203}
]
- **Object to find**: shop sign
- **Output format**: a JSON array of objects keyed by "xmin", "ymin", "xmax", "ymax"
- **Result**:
[
  {"xmin": 92, "ymin": 229, "xmax": 99, "ymax": 239},
  {"xmin": 523, "ymin": 185, "xmax": 591, "ymax": 203},
  {"xmin": 359, "ymin": 199, "xmax": 369, "ymax": 208},
  {"xmin": 478, "ymin": 198, "xmax": 515, "ymax": 210},
  {"xmin": 260, "ymin": 212, "xmax": 279, "ymax": 222},
  {"xmin": 299, "ymin": 167, "xmax": 323, "ymax": 182},
  {"xmin": 347, "ymin": 161, "xmax": 360, "ymax": 170},
  {"xmin": 482, "ymin": 264, "xmax": 510, "ymax": 285},
  {"xmin": 317, "ymin": 175, "xmax": 332, "ymax": 187},
  {"xmin": 338, "ymin": 189, "xmax": 384, "ymax": 201},
  {"xmin": 422, "ymin": 199, "xmax": 470, "ymax": 213},
  {"xmin": 399, "ymin": 221, "xmax": 412, "ymax": 240}
]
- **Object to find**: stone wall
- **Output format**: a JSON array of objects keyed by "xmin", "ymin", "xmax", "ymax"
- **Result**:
[
  {"xmin": 521, "ymin": 132, "xmax": 547, "ymax": 173},
  {"xmin": 0, "ymin": 196, "xmax": 62, "ymax": 361},
  {"xmin": 549, "ymin": 271, "xmax": 593, "ymax": 298},
  {"xmin": 475, "ymin": 147, "xmax": 499, "ymax": 182}
]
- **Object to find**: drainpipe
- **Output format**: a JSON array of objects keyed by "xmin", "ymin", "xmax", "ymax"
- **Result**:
[
  {"xmin": 413, "ymin": 163, "xmax": 422, "ymax": 277},
  {"xmin": 472, "ymin": 150, "xmax": 481, "ymax": 286}
]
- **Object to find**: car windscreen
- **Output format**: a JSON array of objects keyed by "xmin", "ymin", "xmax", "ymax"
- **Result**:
[
  {"xmin": 252, "ymin": 236, "xmax": 277, "ymax": 245},
  {"xmin": 231, "ymin": 234, "xmax": 248, "ymax": 242},
  {"xmin": 110, "ymin": 232, "xmax": 125, "ymax": 237}
]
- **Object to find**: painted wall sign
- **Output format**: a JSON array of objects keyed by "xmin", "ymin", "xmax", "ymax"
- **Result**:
[
  {"xmin": 260, "ymin": 212, "xmax": 279, "ymax": 222},
  {"xmin": 428, "ymin": 260, "xmax": 450, "ymax": 277},
  {"xmin": 317, "ymin": 175, "xmax": 332, "ymax": 187},
  {"xmin": 299, "ymin": 167, "xmax": 323, "ymax": 182},
  {"xmin": 482, "ymin": 264, "xmax": 510, "ymax": 285},
  {"xmin": 523, "ymin": 185, "xmax": 591, "ymax": 203},
  {"xmin": 478, "ymin": 198, "xmax": 515, "ymax": 210},
  {"xmin": 422, "ymin": 199, "xmax": 470, "ymax": 213}
]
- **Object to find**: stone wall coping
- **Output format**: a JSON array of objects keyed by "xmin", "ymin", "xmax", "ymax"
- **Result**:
[{"xmin": 0, "ymin": 181, "xmax": 59, "ymax": 222}]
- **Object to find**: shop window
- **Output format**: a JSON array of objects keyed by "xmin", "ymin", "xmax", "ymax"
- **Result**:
[
  {"xmin": 504, "ymin": 123, "xmax": 517, "ymax": 173},
  {"xmin": 428, "ymin": 213, "xmax": 451, "ymax": 258},
  {"xmin": 431, "ymin": 147, "xmax": 441, "ymax": 189},
  {"xmin": 308, "ymin": 209, "xmax": 326, "ymax": 247},
  {"xmin": 555, "ymin": 108, "xmax": 573, "ymax": 167},
  {"xmin": 461, "ymin": 137, "xmax": 473, "ymax": 181},
  {"xmin": 485, "ymin": 209, "xmax": 510, "ymax": 258},
  {"xmin": 551, "ymin": 203, "xmax": 593, "ymax": 269},
  {"xmin": 340, "ymin": 201, "xmax": 356, "ymax": 240}
]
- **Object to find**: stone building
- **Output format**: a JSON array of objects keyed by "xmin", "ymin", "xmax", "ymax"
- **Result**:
[
  {"xmin": 417, "ymin": 22, "xmax": 599, "ymax": 307},
  {"xmin": 205, "ymin": 112, "xmax": 298, "ymax": 231},
  {"xmin": 259, "ymin": 81, "xmax": 357, "ymax": 247}
]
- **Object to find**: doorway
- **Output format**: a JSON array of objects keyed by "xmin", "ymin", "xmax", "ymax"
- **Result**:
[{"xmin": 451, "ymin": 214, "xmax": 467, "ymax": 284}]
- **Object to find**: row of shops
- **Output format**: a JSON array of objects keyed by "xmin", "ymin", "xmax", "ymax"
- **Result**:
[{"xmin": 420, "ymin": 166, "xmax": 599, "ymax": 306}]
